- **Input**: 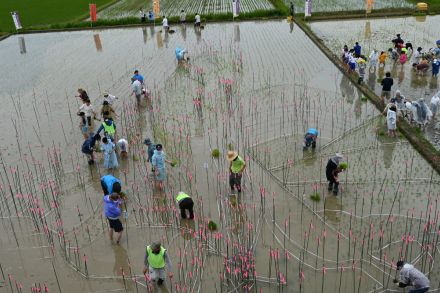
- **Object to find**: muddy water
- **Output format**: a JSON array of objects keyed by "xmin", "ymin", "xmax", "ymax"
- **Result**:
[
  {"xmin": 0, "ymin": 20, "xmax": 439, "ymax": 292},
  {"xmin": 310, "ymin": 15, "xmax": 440, "ymax": 148}
]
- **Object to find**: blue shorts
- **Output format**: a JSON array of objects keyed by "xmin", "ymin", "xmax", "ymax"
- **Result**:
[
  {"xmin": 82, "ymin": 125, "xmax": 89, "ymax": 134},
  {"xmin": 349, "ymin": 62, "xmax": 356, "ymax": 70}
]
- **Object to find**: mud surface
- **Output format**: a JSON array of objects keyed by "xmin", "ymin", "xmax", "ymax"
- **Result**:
[{"xmin": 0, "ymin": 20, "xmax": 439, "ymax": 292}]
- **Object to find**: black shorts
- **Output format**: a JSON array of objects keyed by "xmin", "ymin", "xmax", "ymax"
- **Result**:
[
  {"xmin": 229, "ymin": 173, "xmax": 242, "ymax": 188},
  {"xmin": 107, "ymin": 218, "xmax": 123, "ymax": 232}
]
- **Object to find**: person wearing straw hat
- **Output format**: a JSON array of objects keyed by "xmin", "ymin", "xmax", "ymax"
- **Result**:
[
  {"xmin": 103, "ymin": 92, "xmax": 117, "ymax": 105},
  {"xmin": 227, "ymin": 151, "xmax": 246, "ymax": 193},
  {"xmin": 176, "ymin": 191, "xmax": 194, "ymax": 219},
  {"xmin": 143, "ymin": 241, "xmax": 173, "ymax": 286},
  {"xmin": 393, "ymin": 260, "xmax": 430, "ymax": 293},
  {"xmin": 325, "ymin": 153, "xmax": 344, "ymax": 196}
]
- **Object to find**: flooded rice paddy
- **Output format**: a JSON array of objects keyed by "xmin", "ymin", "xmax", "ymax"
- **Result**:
[
  {"xmin": 0, "ymin": 19, "xmax": 439, "ymax": 292},
  {"xmin": 99, "ymin": 0, "xmax": 275, "ymax": 19},
  {"xmin": 286, "ymin": 0, "xmax": 412, "ymax": 13},
  {"xmin": 310, "ymin": 15, "xmax": 440, "ymax": 149}
]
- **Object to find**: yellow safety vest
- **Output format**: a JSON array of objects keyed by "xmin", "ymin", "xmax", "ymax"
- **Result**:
[
  {"xmin": 231, "ymin": 156, "xmax": 244, "ymax": 173},
  {"xmin": 176, "ymin": 192, "xmax": 190, "ymax": 203},
  {"xmin": 147, "ymin": 246, "xmax": 166, "ymax": 268},
  {"xmin": 102, "ymin": 121, "xmax": 116, "ymax": 136}
]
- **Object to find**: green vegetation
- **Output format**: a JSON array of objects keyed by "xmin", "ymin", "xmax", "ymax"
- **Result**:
[
  {"xmin": 0, "ymin": 0, "xmax": 117, "ymax": 33},
  {"xmin": 309, "ymin": 192, "xmax": 321, "ymax": 202},
  {"xmin": 211, "ymin": 149, "xmax": 220, "ymax": 158},
  {"xmin": 208, "ymin": 220, "xmax": 218, "ymax": 231},
  {"xmin": 170, "ymin": 159, "xmax": 178, "ymax": 167},
  {"xmin": 339, "ymin": 162, "xmax": 348, "ymax": 170},
  {"xmin": 227, "ymin": 143, "xmax": 234, "ymax": 151}
]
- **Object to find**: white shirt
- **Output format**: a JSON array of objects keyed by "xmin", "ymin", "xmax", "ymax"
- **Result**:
[
  {"xmin": 162, "ymin": 18, "xmax": 168, "ymax": 27},
  {"xmin": 104, "ymin": 94, "xmax": 117, "ymax": 105},
  {"xmin": 132, "ymin": 80, "xmax": 143, "ymax": 95},
  {"xmin": 117, "ymin": 139, "xmax": 128, "ymax": 152},
  {"xmin": 431, "ymin": 95, "xmax": 440, "ymax": 106},
  {"xmin": 79, "ymin": 103, "xmax": 95, "ymax": 117},
  {"xmin": 180, "ymin": 12, "xmax": 186, "ymax": 22},
  {"xmin": 195, "ymin": 15, "xmax": 201, "ymax": 23}
]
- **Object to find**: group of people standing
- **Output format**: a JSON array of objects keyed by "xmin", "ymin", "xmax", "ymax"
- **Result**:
[{"xmin": 342, "ymin": 34, "xmax": 440, "ymax": 135}]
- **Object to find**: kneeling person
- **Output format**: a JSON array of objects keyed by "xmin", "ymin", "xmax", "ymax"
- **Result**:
[{"xmin": 176, "ymin": 192, "xmax": 194, "ymax": 219}]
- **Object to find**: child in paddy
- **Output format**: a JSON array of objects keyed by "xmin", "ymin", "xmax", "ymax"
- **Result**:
[{"xmin": 101, "ymin": 137, "xmax": 119, "ymax": 170}]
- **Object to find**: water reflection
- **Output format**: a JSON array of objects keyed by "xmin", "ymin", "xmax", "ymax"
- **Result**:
[
  {"xmin": 93, "ymin": 34, "xmax": 103, "ymax": 52},
  {"xmin": 340, "ymin": 75, "xmax": 355, "ymax": 103},
  {"xmin": 156, "ymin": 31, "xmax": 163, "ymax": 48},
  {"xmin": 18, "ymin": 36, "xmax": 26, "ymax": 54},
  {"xmin": 195, "ymin": 26, "xmax": 202, "ymax": 43},
  {"xmin": 323, "ymin": 194, "xmax": 343, "ymax": 224},
  {"xmin": 180, "ymin": 24, "xmax": 187, "ymax": 41},
  {"xmin": 112, "ymin": 244, "xmax": 133, "ymax": 290},
  {"xmin": 142, "ymin": 27, "xmax": 148, "ymax": 43},
  {"xmin": 234, "ymin": 24, "xmax": 240, "ymax": 42}
]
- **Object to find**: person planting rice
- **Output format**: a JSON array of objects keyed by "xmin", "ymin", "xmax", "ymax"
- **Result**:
[
  {"xmin": 303, "ymin": 128, "xmax": 318, "ymax": 150},
  {"xmin": 393, "ymin": 261, "xmax": 430, "ymax": 293},
  {"xmin": 81, "ymin": 133, "xmax": 101, "ymax": 165},
  {"xmin": 117, "ymin": 138, "xmax": 128, "ymax": 158},
  {"xmin": 101, "ymin": 137, "xmax": 118, "ymax": 170},
  {"xmin": 175, "ymin": 191, "xmax": 194, "ymax": 219},
  {"xmin": 103, "ymin": 192, "xmax": 125, "ymax": 244},
  {"xmin": 325, "ymin": 153, "xmax": 345, "ymax": 196},
  {"xmin": 143, "ymin": 138, "xmax": 156, "ymax": 172},
  {"xmin": 101, "ymin": 174, "xmax": 122, "ymax": 196},
  {"xmin": 227, "ymin": 151, "xmax": 246, "ymax": 194},
  {"xmin": 413, "ymin": 59, "xmax": 429, "ymax": 75},
  {"xmin": 103, "ymin": 92, "xmax": 117, "ymax": 105},
  {"xmin": 143, "ymin": 241, "xmax": 173, "ymax": 286},
  {"xmin": 131, "ymin": 77, "xmax": 143, "ymax": 102},
  {"xmin": 151, "ymin": 144, "xmax": 172, "ymax": 190},
  {"xmin": 175, "ymin": 47, "xmax": 189, "ymax": 63},
  {"xmin": 96, "ymin": 118, "xmax": 116, "ymax": 141},
  {"xmin": 101, "ymin": 100, "xmax": 117, "ymax": 120}
]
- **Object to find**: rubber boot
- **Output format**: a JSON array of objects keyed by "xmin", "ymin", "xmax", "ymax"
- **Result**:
[
  {"xmin": 333, "ymin": 185, "xmax": 339, "ymax": 196},
  {"xmin": 328, "ymin": 182, "xmax": 333, "ymax": 191}
]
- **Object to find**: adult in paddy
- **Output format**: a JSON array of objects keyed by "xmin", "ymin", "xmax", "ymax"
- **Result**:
[
  {"xmin": 227, "ymin": 150, "xmax": 246, "ymax": 194},
  {"xmin": 143, "ymin": 241, "xmax": 173, "ymax": 286}
]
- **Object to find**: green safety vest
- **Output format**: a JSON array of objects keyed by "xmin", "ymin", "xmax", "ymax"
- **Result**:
[
  {"xmin": 147, "ymin": 246, "xmax": 166, "ymax": 269},
  {"xmin": 102, "ymin": 121, "xmax": 116, "ymax": 136},
  {"xmin": 176, "ymin": 192, "xmax": 190, "ymax": 203},
  {"xmin": 231, "ymin": 156, "xmax": 245, "ymax": 173}
]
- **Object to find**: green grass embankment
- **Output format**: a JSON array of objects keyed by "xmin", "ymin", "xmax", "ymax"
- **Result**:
[{"xmin": 0, "ymin": 0, "xmax": 118, "ymax": 33}]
